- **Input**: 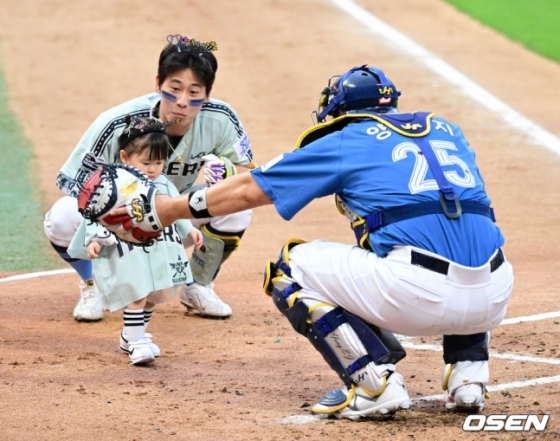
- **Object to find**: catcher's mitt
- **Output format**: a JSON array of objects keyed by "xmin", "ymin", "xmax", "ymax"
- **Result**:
[{"xmin": 77, "ymin": 164, "xmax": 163, "ymax": 246}]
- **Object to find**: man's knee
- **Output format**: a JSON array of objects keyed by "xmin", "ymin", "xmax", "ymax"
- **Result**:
[
  {"xmin": 264, "ymin": 238, "xmax": 406, "ymax": 392},
  {"xmin": 44, "ymin": 196, "xmax": 82, "ymax": 246},
  {"xmin": 208, "ymin": 209, "xmax": 252, "ymax": 232}
]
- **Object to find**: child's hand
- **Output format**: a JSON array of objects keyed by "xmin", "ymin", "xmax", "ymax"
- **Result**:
[
  {"xmin": 87, "ymin": 241, "xmax": 102, "ymax": 259},
  {"xmin": 189, "ymin": 227, "xmax": 204, "ymax": 250}
]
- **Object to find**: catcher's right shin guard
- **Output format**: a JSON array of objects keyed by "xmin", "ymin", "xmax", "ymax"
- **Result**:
[{"xmin": 263, "ymin": 238, "xmax": 406, "ymax": 395}]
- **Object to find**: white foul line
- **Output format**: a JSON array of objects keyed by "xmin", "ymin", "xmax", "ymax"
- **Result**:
[
  {"xmin": 501, "ymin": 311, "xmax": 560, "ymax": 325},
  {"xmin": 402, "ymin": 342, "xmax": 560, "ymax": 365},
  {"xmin": 329, "ymin": 0, "xmax": 560, "ymax": 156},
  {"xmin": 419, "ymin": 375, "xmax": 560, "ymax": 402},
  {"xmin": 0, "ymin": 268, "xmax": 73, "ymax": 283},
  {"xmin": 279, "ymin": 373, "xmax": 560, "ymax": 424}
]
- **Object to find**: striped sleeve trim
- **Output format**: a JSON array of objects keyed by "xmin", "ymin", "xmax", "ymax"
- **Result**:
[
  {"xmin": 92, "ymin": 110, "xmax": 151, "ymax": 157},
  {"xmin": 201, "ymin": 102, "xmax": 244, "ymax": 137}
]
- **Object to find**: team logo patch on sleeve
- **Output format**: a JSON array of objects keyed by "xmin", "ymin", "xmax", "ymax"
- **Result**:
[{"xmin": 234, "ymin": 132, "xmax": 252, "ymax": 161}]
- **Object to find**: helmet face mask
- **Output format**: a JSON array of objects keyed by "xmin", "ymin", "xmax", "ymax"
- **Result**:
[{"xmin": 314, "ymin": 65, "xmax": 401, "ymax": 124}]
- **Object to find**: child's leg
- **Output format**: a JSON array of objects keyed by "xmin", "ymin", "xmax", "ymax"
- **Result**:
[
  {"xmin": 123, "ymin": 298, "xmax": 148, "ymax": 343},
  {"xmin": 144, "ymin": 301, "xmax": 156, "ymax": 332},
  {"xmin": 120, "ymin": 299, "xmax": 161, "ymax": 358},
  {"xmin": 122, "ymin": 298, "xmax": 156, "ymax": 365}
]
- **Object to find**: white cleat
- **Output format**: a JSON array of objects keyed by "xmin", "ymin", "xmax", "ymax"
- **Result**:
[
  {"xmin": 73, "ymin": 281, "xmax": 104, "ymax": 322},
  {"xmin": 120, "ymin": 331, "xmax": 160, "ymax": 358},
  {"xmin": 312, "ymin": 373, "xmax": 411, "ymax": 420},
  {"xmin": 442, "ymin": 361, "xmax": 488, "ymax": 413},
  {"xmin": 444, "ymin": 383, "xmax": 486, "ymax": 412},
  {"xmin": 180, "ymin": 282, "xmax": 232, "ymax": 318},
  {"xmin": 127, "ymin": 338, "xmax": 155, "ymax": 365}
]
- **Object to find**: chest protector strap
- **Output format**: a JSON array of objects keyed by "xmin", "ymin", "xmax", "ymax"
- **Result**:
[
  {"xmin": 326, "ymin": 112, "xmax": 497, "ymax": 250},
  {"xmin": 364, "ymin": 200, "xmax": 496, "ymax": 232}
]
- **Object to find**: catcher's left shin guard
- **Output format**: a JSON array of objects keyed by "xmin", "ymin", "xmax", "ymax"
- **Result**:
[
  {"xmin": 263, "ymin": 238, "xmax": 406, "ymax": 396},
  {"xmin": 190, "ymin": 224, "xmax": 244, "ymax": 285}
]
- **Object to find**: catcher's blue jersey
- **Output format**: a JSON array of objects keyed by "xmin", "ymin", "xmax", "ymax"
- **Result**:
[{"xmin": 251, "ymin": 112, "xmax": 504, "ymax": 266}]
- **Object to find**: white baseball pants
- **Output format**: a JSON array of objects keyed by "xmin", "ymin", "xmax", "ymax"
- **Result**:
[{"xmin": 288, "ymin": 241, "xmax": 514, "ymax": 337}]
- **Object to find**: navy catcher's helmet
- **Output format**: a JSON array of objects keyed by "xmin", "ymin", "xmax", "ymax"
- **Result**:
[{"xmin": 316, "ymin": 65, "xmax": 401, "ymax": 123}]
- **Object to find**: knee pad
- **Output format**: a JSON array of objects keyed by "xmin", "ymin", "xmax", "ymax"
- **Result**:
[
  {"xmin": 263, "ymin": 238, "xmax": 306, "ymax": 297},
  {"xmin": 263, "ymin": 238, "xmax": 406, "ymax": 394},
  {"xmin": 191, "ymin": 224, "xmax": 244, "ymax": 285},
  {"xmin": 44, "ymin": 196, "xmax": 83, "ymax": 247},
  {"xmin": 208, "ymin": 210, "xmax": 252, "ymax": 232}
]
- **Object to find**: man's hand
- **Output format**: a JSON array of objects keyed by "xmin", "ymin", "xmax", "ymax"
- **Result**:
[{"xmin": 202, "ymin": 154, "xmax": 237, "ymax": 186}]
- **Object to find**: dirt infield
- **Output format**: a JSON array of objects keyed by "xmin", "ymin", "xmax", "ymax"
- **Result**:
[{"xmin": 0, "ymin": 0, "xmax": 559, "ymax": 439}]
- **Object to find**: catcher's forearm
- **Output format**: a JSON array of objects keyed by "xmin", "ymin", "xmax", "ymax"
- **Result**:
[{"xmin": 160, "ymin": 172, "xmax": 270, "ymax": 226}]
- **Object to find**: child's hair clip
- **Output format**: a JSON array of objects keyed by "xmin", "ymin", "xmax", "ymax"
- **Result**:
[{"xmin": 166, "ymin": 34, "xmax": 217, "ymax": 55}]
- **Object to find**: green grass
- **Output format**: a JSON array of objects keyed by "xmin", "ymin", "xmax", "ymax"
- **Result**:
[
  {"xmin": 1, "ymin": 2, "xmax": 559, "ymax": 272},
  {"xmin": 444, "ymin": 0, "xmax": 560, "ymax": 64},
  {"xmin": 0, "ymin": 71, "xmax": 61, "ymax": 272}
]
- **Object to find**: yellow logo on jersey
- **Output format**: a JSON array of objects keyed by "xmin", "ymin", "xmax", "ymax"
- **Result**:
[
  {"xmin": 130, "ymin": 198, "xmax": 144, "ymax": 222},
  {"xmin": 120, "ymin": 178, "xmax": 138, "ymax": 198},
  {"xmin": 378, "ymin": 86, "xmax": 394, "ymax": 95},
  {"xmin": 401, "ymin": 123, "xmax": 423, "ymax": 130}
]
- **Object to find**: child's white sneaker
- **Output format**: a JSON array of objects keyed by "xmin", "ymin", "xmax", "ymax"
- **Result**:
[
  {"xmin": 127, "ymin": 338, "xmax": 155, "ymax": 365},
  {"xmin": 120, "ymin": 331, "xmax": 160, "ymax": 357}
]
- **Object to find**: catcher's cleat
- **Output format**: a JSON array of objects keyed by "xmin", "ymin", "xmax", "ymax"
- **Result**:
[
  {"xmin": 127, "ymin": 338, "xmax": 156, "ymax": 365},
  {"xmin": 180, "ymin": 282, "xmax": 232, "ymax": 318},
  {"xmin": 444, "ymin": 383, "xmax": 486, "ymax": 413},
  {"xmin": 73, "ymin": 281, "xmax": 104, "ymax": 322},
  {"xmin": 120, "ymin": 331, "xmax": 160, "ymax": 358},
  {"xmin": 312, "ymin": 373, "xmax": 411, "ymax": 420},
  {"xmin": 442, "ymin": 361, "xmax": 488, "ymax": 413}
]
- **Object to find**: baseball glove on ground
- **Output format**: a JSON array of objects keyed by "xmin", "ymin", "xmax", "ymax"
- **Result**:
[{"xmin": 77, "ymin": 164, "xmax": 163, "ymax": 246}]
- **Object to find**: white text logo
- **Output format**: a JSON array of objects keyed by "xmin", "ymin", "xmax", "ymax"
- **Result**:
[{"xmin": 463, "ymin": 415, "xmax": 549, "ymax": 432}]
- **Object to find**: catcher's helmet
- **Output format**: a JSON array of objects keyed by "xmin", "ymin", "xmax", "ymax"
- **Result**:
[{"xmin": 315, "ymin": 65, "xmax": 401, "ymax": 123}]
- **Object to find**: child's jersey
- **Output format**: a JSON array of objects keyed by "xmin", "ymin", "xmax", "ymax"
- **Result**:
[{"xmin": 68, "ymin": 175, "xmax": 194, "ymax": 311}]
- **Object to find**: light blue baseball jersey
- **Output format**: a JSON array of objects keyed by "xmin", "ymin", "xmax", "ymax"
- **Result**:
[
  {"xmin": 57, "ymin": 93, "xmax": 254, "ymax": 198},
  {"xmin": 68, "ymin": 175, "xmax": 193, "ymax": 311},
  {"xmin": 251, "ymin": 112, "xmax": 504, "ymax": 267}
]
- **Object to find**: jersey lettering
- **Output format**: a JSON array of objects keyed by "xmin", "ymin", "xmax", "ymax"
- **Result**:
[
  {"xmin": 165, "ymin": 162, "xmax": 204, "ymax": 177},
  {"xmin": 116, "ymin": 239, "xmax": 134, "ymax": 258},
  {"xmin": 434, "ymin": 120, "xmax": 455, "ymax": 136},
  {"xmin": 159, "ymin": 224, "xmax": 183, "ymax": 245},
  {"xmin": 115, "ymin": 225, "xmax": 182, "ymax": 257},
  {"xmin": 392, "ymin": 140, "xmax": 475, "ymax": 194},
  {"xmin": 366, "ymin": 124, "xmax": 392, "ymax": 140}
]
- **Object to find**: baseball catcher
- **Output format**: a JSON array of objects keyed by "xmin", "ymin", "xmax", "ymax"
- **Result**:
[{"xmin": 79, "ymin": 65, "xmax": 514, "ymax": 420}]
